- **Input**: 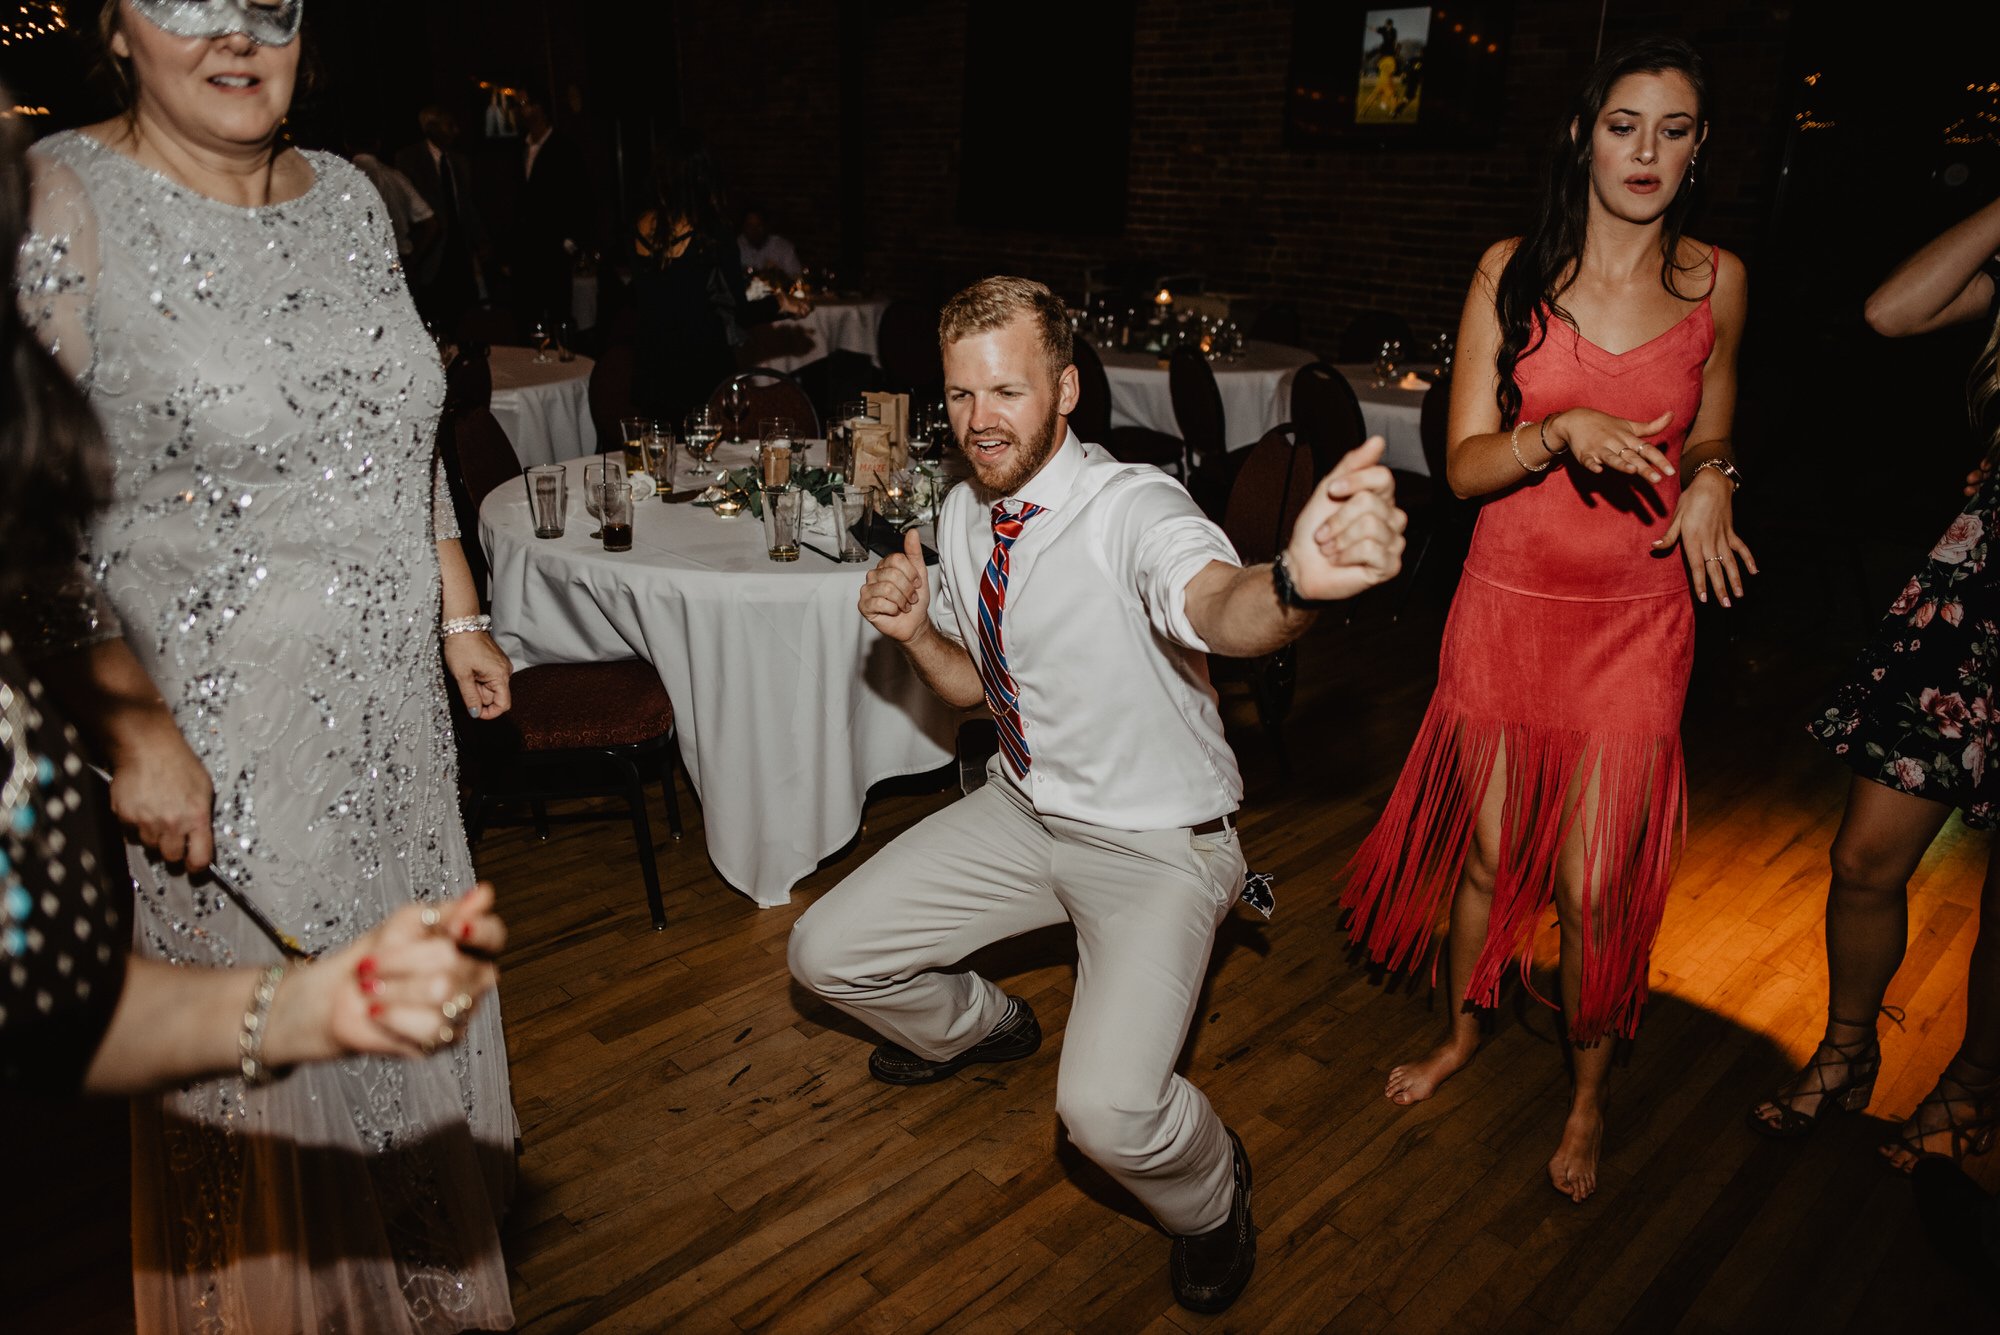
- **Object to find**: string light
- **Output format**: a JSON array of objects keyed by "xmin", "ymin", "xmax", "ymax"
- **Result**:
[{"xmin": 0, "ymin": 1, "xmax": 66, "ymax": 48}]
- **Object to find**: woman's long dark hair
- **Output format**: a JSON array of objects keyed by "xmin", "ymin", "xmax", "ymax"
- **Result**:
[
  {"xmin": 1493, "ymin": 36, "xmax": 1711, "ymax": 427},
  {"xmin": 1, "ymin": 111, "xmax": 112, "ymax": 603}
]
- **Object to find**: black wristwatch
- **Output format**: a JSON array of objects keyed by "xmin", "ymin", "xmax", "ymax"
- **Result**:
[{"xmin": 1271, "ymin": 550, "xmax": 1328, "ymax": 610}]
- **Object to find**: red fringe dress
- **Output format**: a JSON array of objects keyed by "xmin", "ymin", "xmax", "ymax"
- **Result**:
[{"xmin": 1342, "ymin": 281, "xmax": 1716, "ymax": 1042}]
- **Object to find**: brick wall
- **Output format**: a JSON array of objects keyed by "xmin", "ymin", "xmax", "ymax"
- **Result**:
[{"xmin": 677, "ymin": 1, "xmax": 1794, "ymax": 353}]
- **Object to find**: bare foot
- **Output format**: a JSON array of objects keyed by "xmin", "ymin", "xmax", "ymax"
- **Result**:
[
  {"xmin": 1384, "ymin": 1036, "xmax": 1478, "ymax": 1106},
  {"xmin": 1548, "ymin": 1103, "xmax": 1604, "ymax": 1203}
]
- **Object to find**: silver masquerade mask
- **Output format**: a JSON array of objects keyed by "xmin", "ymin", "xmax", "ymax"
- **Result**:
[{"xmin": 129, "ymin": 0, "xmax": 304, "ymax": 47}]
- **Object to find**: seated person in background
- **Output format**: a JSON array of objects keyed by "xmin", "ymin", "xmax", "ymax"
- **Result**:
[
  {"xmin": 350, "ymin": 146, "xmax": 438, "ymax": 264},
  {"xmin": 736, "ymin": 202, "xmax": 801, "ymax": 284},
  {"xmin": 632, "ymin": 137, "xmax": 805, "ymax": 424}
]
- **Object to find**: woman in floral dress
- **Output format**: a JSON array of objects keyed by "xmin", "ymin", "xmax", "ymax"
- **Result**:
[{"xmin": 1753, "ymin": 194, "xmax": 2000, "ymax": 1170}]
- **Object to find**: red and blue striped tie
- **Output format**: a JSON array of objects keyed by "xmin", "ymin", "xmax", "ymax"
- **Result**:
[{"xmin": 977, "ymin": 501, "xmax": 1044, "ymax": 778}]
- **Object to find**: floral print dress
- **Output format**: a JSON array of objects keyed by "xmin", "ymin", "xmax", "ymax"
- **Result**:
[{"xmin": 1810, "ymin": 474, "xmax": 2000, "ymax": 825}]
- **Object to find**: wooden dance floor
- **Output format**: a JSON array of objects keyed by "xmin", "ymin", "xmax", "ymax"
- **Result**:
[{"xmin": 11, "ymin": 530, "xmax": 1998, "ymax": 1332}]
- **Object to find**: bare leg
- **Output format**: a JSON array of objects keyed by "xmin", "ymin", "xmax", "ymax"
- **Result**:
[
  {"xmin": 1385, "ymin": 735, "xmax": 1506, "ymax": 1106},
  {"xmin": 1547, "ymin": 755, "xmax": 1613, "ymax": 1204},
  {"xmin": 1752, "ymin": 776, "xmax": 1949, "ymax": 1131},
  {"xmin": 1883, "ymin": 830, "xmax": 2000, "ymax": 1168}
]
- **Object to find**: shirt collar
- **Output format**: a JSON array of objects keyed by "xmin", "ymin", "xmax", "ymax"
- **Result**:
[{"xmin": 1001, "ymin": 428, "xmax": 1085, "ymax": 515}]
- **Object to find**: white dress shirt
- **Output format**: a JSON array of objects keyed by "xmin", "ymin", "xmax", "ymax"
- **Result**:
[{"xmin": 930, "ymin": 430, "xmax": 1244, "ymax": 830}]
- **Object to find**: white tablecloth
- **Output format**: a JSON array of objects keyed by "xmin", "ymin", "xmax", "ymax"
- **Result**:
[
  {"xmin": 489, "ymin": 346, "xmax": 596, "ymax": 467},
  {"xmin": 739, "ymin": 297, "xmax": 892, "ymax": 374},
  {"xmin": 479, "ymin": 443, "xmax": 961, "ymax": 906},
  {"xmin": 1334, "ymin": 364, "xmax": 1431, "ymax": 476},
  {"xmin": 1102, "ymin": 340, "xmax": 1317, "ymax": 448}
]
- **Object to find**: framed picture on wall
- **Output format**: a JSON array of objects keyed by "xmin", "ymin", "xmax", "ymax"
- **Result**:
[{"xmin": 1285, "ymin": 2, "xmax": 1513, "ymax": 148}]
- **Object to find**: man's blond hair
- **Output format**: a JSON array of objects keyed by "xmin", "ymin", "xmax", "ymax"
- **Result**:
[{"xmin": 938, "ymin": 276, "xmax": 1072, "ymax": 384}]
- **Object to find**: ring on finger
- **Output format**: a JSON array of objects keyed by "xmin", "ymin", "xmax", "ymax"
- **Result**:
[
  {"xmin": 420, "ymin": 905, "xmax": 443, "ymax": 931},
  {"xmin": 1703, "ymin": 556, "xmax": 1724, "ymax": 564},
  {"xmin": 436, "ymin": 1023, "xmax": 456, "ymax": 1046},
  {"xmin": 441, "ymin": 991, "xmax": 474, "ymax": 1022}
]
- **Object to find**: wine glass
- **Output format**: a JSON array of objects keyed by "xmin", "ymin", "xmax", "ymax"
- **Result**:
[
  {"xmin": 529, "ymin": 318, "xmax": 552, "ymax": 364},
  {"xmin": 1373, "ymin": 338, "xmax": 1396, "ymax": 388},
  {"xmin": 721, "ymin": 381, "xmax": 750, "ymax": 443},
  {"xmin": 582, "ymin": 458, "xmax": 624, "ymax": 539},
  {"xmin": 684, "ymin": 408, "xmax": 721, "ymax": 465}
]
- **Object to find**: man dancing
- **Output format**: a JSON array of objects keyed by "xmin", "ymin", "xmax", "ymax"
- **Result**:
[{"xmin": 788, "ymin": 277, "xmax": 1404, "ymax": 1312}]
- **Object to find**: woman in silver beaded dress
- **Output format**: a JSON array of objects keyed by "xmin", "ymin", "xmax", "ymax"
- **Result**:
[{"xmin": 15, "ymin": 5, "xmax": 518, "ymax": 1331}]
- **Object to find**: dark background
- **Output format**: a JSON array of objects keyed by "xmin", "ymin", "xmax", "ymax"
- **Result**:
[{"xmin": 7, "ymin": 0, "xmax": 2000, "ymax": 601}]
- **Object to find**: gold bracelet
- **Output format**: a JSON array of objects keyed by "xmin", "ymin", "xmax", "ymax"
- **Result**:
[
  {"xmin": 238, "ymin": 963, "xmax": 287, "ymax": 1086},
  {"xmin": 1540, "ymin": 409, "xmax": 1568, "ymax": 456},
  {"xmin": 1510, "ymin": 419, "xmax": 1551, "ymax": 473}
]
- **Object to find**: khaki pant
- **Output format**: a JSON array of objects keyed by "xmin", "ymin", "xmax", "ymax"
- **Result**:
[{"xmin": 788, "ymin": 758, "xmax": 1247, "ymax": 1235}]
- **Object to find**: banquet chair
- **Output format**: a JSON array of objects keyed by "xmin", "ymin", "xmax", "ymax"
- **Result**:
[
  {"xmin": 587, "ymin": 340, "xmax": 638, "ymax": 452},
  {"xmin": 444, "ymin": 345, "xmax": 493, "ymax": 416},
  {"xmin": 1289, "ymin": 361, "xmax": 1368, "ymax": 478},
  {"xmin": 1072, "ymin": 339, "xmax": 1184, "ymax": 473},
  {"xmin": 1210, "ymin": 424, "xmax": 1318, "ymax": 777},
  {"xmin": 1336, "ymin": 310, "xmax": 1415, "ymax": 364},
  {"xmin": 1171, "ymin": 345, "xmax": 1234, "ymax": 517},
  {"xmin": 444, "ymin": 417, "xmax": 687, "ymax": 931},
  {"xmin": 1248, "ymin": 301, "xmax": 1303, "ymax": 349},
  {"xmin": 1392, "ymin": 373, "xmax": 1474, "ymax": 620},
  {"xmin": 706, "ymin": 367, "xmax": 821, "ymax": 440}
]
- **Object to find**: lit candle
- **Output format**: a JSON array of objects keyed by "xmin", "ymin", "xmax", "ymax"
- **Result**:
[
  {"xmin": 713, "ymin": 496, "xmax": 743, "ymax": 517},
  {"xmin": 1155, "ymin": 288, "xmax": 1173, "ymax": 308}
]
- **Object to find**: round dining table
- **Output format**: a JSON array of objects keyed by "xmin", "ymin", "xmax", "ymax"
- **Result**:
[
  {"xmin": 1334, "ymin": 363, "xmax": 1432, "ymax": 476},
  {"xmin": 1101, "ymin": 339, "xmax": 1317, "ymax": 448},
  {"xmin": 488, "ymin": 344, "xmax": 598, "ymax": 467},
  {"xmin": 738, "ymin": 297, "xmax": 893, "ymax": 374},
  {"xmin": 479, "ymin": 442, "xmax": 962, "ymax": 907}
]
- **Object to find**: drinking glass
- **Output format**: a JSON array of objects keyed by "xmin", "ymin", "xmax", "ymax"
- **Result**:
[
  {"xmin": 684, "ymin": 408, "xmax": 721, "ymax": 464},
  {"xmin": 761, "ymin": 487, "xmax": 803, "ymax": 562},
  {"xmin": 758, "ymin": 416, "xmax": 796, "ymax": 487},
  {"xmin": 721, "ymin": 381, "xmax": 750, "ymax": 443},
  {"xmin": 530, "ymin": 318, "xmax": 552, "ymax": 364},
  {"xmin": 875, "ymin": 471, "xmax": 915, "ymax": 530},
  {"xmin": 647, "ymin": 421, "xmax": 677, "ymax": 494},
  {"xmin": 1373, "ymin": 339, "xmax": 1395, "ymax": 387},
  {"xmin": 599, "ymin": 480, "xmax": 634, "ymax": 552},
  {"xmin": 833, "ymin": 486, "xmax": 869, "ymax": 562},
  {"xmin": 556, "ymin": 319, "xmax": 575, "ymax": 363},
  {"xmin": 523, "ymin": 464, "xmax": 567, "ymax": 538},
  {"xmin": 582, "ymin": 459, "xmax": 614, "ymax": 538}
]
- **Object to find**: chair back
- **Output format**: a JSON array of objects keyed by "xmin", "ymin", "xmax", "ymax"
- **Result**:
[
  {"xmin": 1419, "ymin": 372, "xmax": 1453, "ymax": 493},
  {"xmin": 452, "ymin": 407, "xmax": 524, "ymax": 510},
  {"xmin": 1336, "ymin": 310, "xmax": 1415, "ymax": 363},
  {"xmin": 875, "ymin": 299, "xmax": 943, "ymax": 398},
  {"xmin": 1168, "ymin": 345, "xmax": 1226, "ymax": 461},
  {"xmin": 444, "ymin": 346, "xmax": 492, "ymax": 415},
  {"xmin": 456, "ymin": 304, "xmax": 521, "ymax": 350},
  {"xmin": 588, "ymin": 341, "xmax": 638, "ymax": 451},
  {"xmin": 1289, "ymin": 361, "xmax": 1368, "ymax": 477},
  {"xmin": 1223, "ymin": 425, "xmax": 1316, "ymax": 568},
  {"xmin": 706, "ymin": 367, "xmax": 821, "ymax": 439},
  {"xmin": 1248, "ymin": 301, "xmax": 1302, "ymax": 348},
  {"xmin": 1069, "ymin": 338, "xmax": 1114, "ymax": 444}
]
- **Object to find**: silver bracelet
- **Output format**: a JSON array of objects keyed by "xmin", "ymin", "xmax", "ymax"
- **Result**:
[
  {"xmin": 238, "ymin": 963, "xmax": 287, "ymax": 1086},
  {"xmin": 439, "ymin": 614, "xmax": 492, "ymax": 638},
  {"xmin": 1510, "ymin": 419, "xmax": 1551, "ymax": 473}
]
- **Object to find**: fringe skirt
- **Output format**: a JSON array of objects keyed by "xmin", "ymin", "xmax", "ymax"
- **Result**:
[{"xmin": 1342, "ymin": 569, "xmax": 1692, "ymax": 1042}]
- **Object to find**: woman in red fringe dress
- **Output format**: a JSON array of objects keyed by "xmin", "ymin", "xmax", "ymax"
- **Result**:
[{"xmin": 1341, "ymin": 36, "xmax": 1752, "ymax": 1202}]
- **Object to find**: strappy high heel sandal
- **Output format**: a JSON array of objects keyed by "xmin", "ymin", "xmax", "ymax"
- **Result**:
[
  {"xmin": 1747, "ymin": 1016, "xmax": 1883, "ymax": 1140},
  {"xmin": 1883, "ymin": 1057, "xmax": 2000, "ymax": 1172}
]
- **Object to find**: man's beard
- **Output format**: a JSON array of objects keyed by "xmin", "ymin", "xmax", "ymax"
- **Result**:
[{"xmin": 961, "ymin": 398, "xmax": 1064, "ymax": 495}]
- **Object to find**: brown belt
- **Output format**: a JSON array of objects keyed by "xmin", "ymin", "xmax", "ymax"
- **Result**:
[{"xmin": 1191, "ymin": 814, "xmax": 1233, "ymax": 837}]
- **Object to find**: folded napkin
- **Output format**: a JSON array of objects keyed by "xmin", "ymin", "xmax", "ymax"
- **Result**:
[{"xmin": 801, "ymin": 493, "xmax": 841, "ymax": 546}]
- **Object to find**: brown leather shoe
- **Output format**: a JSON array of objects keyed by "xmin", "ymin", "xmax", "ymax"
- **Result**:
[
  {"xmin": 1171, "ymin": 1127, "xmax": 1255, "ymax": 1313},
  {"xmin": 867, "ymin": 995, "xmax": 1042, "ymax": 1085}
]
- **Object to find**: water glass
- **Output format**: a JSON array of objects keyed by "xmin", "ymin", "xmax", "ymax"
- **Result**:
[
  {"xmin": 599, "ymin": 479, "xmax": 634, "ymax": 552},
  {"xmin": 619, "ymin": 417, "xmax": 654, "ymax": 479},
  {"xmin": 833, "ymin": 486, "xmax": 869, "ymax": 562},
  {"xmin": 648, "ymin": 422, "xmax": 678, "ymax": 494},
  {"xmin": 684, "ymin": 408, "xmax": 722, "ymax": 464},
  {"xmin": 524, "ymin": 464, "xmax": 567, "ymax": 538},
  {"xmin": 582, "ymin": 459, "xmax": 614, "ymax": 538},
  {"xmin": 875, "ymin": 472, "xmax": 915, "ymax": 530},
  {"xmin": 762, "ymin": 487, "xmax": 803, "ymax": 562}
]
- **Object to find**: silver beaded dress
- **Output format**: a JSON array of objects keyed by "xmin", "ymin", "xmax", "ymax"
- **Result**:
[{"xmin": 17, "ymin": 130, "xmax": 516, "ymax": 1335}]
